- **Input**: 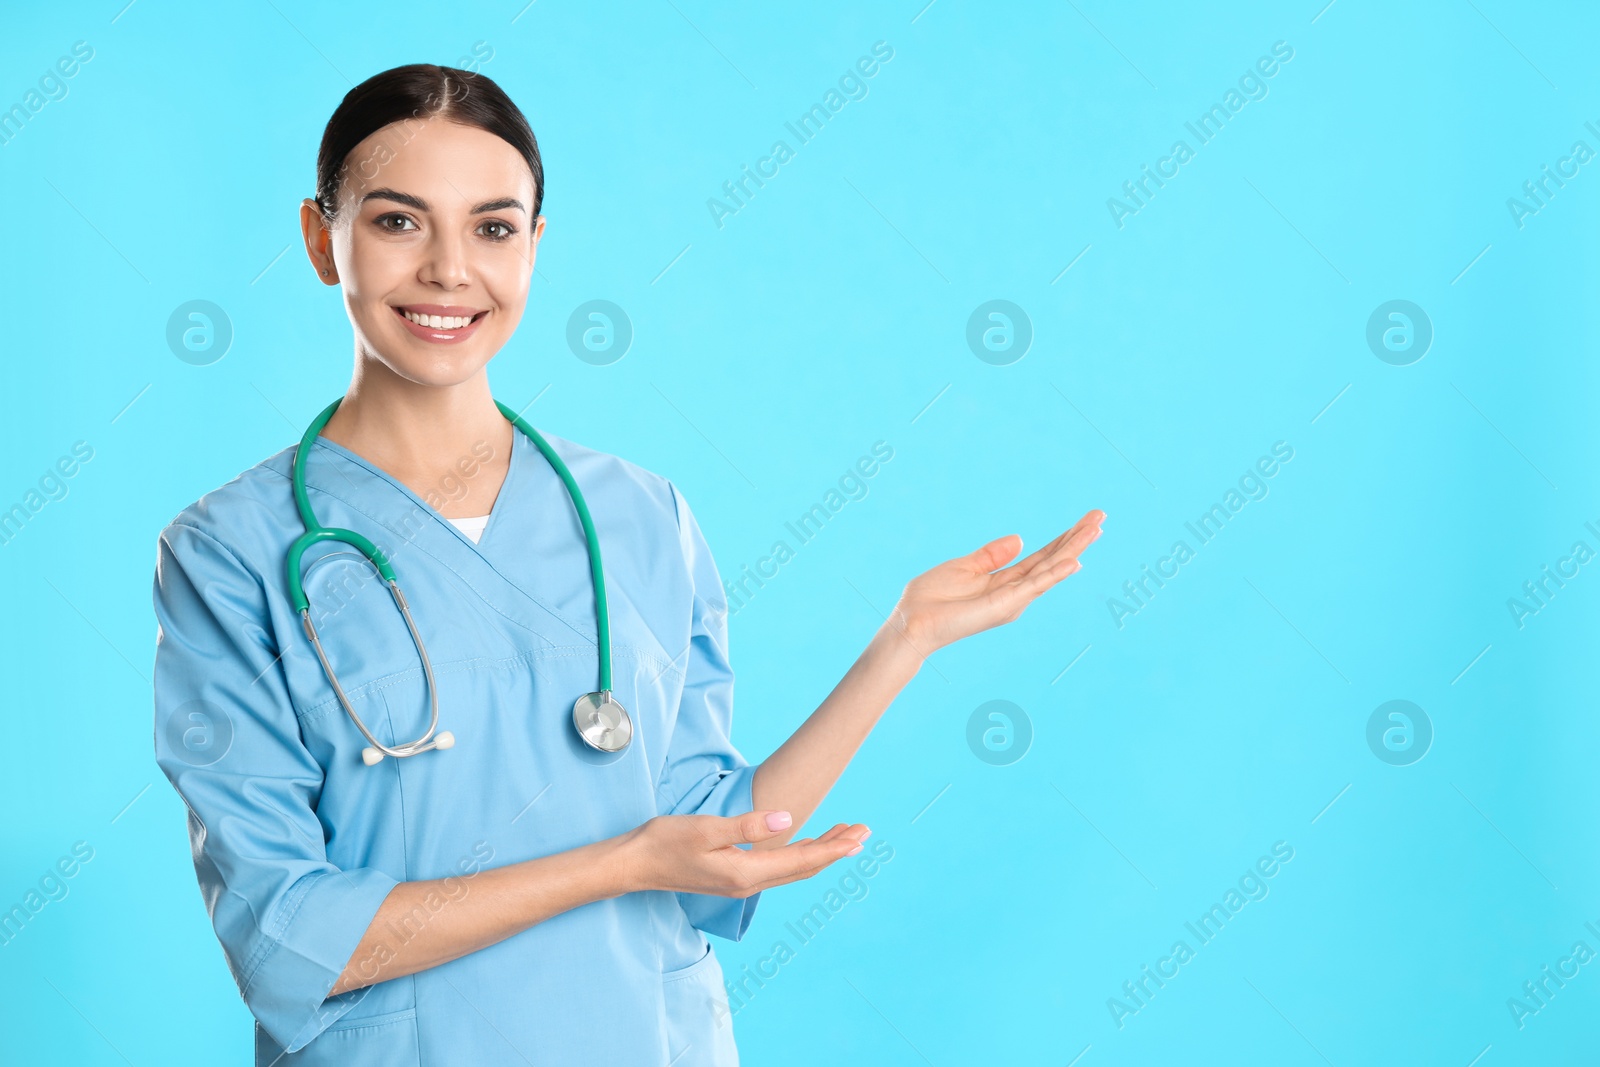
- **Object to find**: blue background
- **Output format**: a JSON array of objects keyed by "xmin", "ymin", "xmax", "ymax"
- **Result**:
[{"xmin": 2, "ymin": 1, "xmax": 1597, "ymax": 1063}]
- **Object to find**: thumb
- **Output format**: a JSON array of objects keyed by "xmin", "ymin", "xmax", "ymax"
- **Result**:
[
  {"xmin": 713, "ymin": 809, "xmax": 794, "ymax": 849},
  {"xmin": 964, "ymin": 533, "xmax": 1023, "ymax": 573}
]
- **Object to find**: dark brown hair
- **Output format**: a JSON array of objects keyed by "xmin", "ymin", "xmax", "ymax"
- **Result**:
[{"xmin": 314, "ymin": 63, "xmax": 544, "ymax": 221}]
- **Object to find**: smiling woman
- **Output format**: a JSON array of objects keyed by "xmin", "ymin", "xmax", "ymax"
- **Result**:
[
  {"xmin": 151, "ymin": 61, "xmax": 1100, "ymax": 1067},
  {"xmin": 300, "ymin": 67, "xmax": 543, "ymax": 484}
]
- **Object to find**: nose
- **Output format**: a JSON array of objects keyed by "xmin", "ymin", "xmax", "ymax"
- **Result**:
[{"xmin": 419, "ymin": 226, "xmax": 471, "ymax": 289}]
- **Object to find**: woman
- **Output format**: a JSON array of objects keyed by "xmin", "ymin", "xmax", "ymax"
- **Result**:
[{"xmin": 151, "ymin": 63, "xmax": 1103, "ymax": 1066}]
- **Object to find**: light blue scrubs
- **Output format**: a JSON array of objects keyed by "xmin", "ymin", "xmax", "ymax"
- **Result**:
[{"xmin": 151, "ymin": 425, "xmax": 761, "ymax": 1065}]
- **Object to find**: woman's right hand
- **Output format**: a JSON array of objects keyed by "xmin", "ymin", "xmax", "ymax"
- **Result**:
[{"xmin": 622, "ymin": 811, "xmax": 870, "ymax": 898}]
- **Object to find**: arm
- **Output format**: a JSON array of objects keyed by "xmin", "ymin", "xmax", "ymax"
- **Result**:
[
  {"xmin": 328, "ymin": 835, "xmax": 631, "ymax": 996},
  {"xmin": 751, "ymin": 510, "xmax": 1106, "ymax": 849},
  {"xmin": 331, "ymin": 812, "xmax": 868, "ymax": 995},
  {"xmin": 154, "ymin": 524, "xmax": 405, "ymax": 1052},
  {"xmin": 153, "ymin": 523, "xmax": 866, "ymax": 1037}
]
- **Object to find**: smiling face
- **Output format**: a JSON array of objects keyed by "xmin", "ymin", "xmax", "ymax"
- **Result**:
[{"xmin": 300, "ymin": 116, "xmax": 544, "ymax": 387}]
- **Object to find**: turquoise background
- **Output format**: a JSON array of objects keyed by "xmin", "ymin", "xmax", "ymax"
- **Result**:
[{"xmin": 2, "ymin": 0, "xmax": 1597, "ymax": 1063}]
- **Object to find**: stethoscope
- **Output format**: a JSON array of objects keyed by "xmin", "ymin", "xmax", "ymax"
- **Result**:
[{"xmin": 285, "ymin": 396, "xmax": 634, "ymax": 765}]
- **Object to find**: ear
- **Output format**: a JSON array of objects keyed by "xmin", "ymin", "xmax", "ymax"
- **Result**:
[{"xmin": 298, "ymin": 197, "xmax": 337, "ymax": 284}]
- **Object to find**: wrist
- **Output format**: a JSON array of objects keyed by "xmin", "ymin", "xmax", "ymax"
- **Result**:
[
  {"xmin": 599, "ymin": 825, "xmax": 652, "ymax": 897},
  {"xmin": 873, "ymin": 616, "xmax": 933, "ymax": 677}
]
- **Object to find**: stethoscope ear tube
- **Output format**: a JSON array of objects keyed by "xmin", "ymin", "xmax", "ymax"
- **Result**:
[
  {"xmin": 493, "ymin": 400, "xmax": 614, "ymax": 697},
  {"xmin": 298, "ymin": 577, "xmax": 446, "ymax": 764},
  {"xmin": 290, "ymin": 395, "xmax": 633, "ymax": 762}
]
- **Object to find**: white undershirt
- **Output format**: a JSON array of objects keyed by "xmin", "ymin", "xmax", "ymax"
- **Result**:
[{"xmin": 447, "ymin": 514, "xmax": 491, "ymax": 543}]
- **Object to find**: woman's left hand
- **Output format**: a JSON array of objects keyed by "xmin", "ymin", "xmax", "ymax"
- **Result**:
[{"xmin": 886, "ymin": 508, "xmax": 1105, "ymax": 658}]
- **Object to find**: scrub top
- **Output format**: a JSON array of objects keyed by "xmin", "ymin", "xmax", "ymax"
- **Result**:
[{"xmin": 151, "ymin": 424, "xmax": 762, "ymax": 1065}]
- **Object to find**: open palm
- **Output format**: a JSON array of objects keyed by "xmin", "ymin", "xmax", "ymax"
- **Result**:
[{"xmin": 888, "ymin": 508, "xmax": 1105, "ymax": 657}]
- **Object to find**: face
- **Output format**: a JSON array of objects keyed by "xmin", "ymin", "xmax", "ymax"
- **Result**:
[{"xmin": 299, "ymin": 117, "xmax": 544, "ymax": 386}]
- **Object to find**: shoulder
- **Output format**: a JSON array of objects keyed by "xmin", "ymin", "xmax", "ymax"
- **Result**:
[
  {"xmin": 155, "ymin": 445, "xmax": 300, "ymax": 577},
  {"xmin": 533, "ymin": 430, "xmax": 688, "ymax": 531},
  {"xmin": 531, "ymin": 432, "xmax": 720, "ymax": 595}
]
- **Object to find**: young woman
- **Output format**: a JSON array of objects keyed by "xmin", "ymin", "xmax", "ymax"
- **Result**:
[{"xmin": 151, "ymin": 63, "xmax": 1103, "ymax": 1066}]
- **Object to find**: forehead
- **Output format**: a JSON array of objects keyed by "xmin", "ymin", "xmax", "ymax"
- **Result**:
[{"xmin": 340, "ymin": 117, "xmax": 533, "ymax": 208}]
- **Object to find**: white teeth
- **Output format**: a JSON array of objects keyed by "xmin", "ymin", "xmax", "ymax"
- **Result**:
[{"xmin": 403, "ymin": 309, "xmax": 475, "ymax": 330}]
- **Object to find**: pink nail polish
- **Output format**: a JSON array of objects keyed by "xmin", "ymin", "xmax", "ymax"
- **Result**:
[
  {"xmin": 847, "ymin": 844, "xmax": 863, "ymax": 855},
  {"xmin": 765, "ymin": 811, "xmax": 792, "ymax": 831}
]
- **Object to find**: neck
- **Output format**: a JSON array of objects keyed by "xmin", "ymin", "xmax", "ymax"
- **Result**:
[{"xmin": 320, "ymin": 357, "xmax": 515, "ymax": 488}]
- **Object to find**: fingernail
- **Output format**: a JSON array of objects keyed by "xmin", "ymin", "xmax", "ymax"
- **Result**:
[
  {"xmin": 847, "ymin": 844, "xmax": 863, "ymax": 855},
  {"xmin": 860, "ymin": 828, "xmax": 872, "ymax": 841},
  {"xmin": 765, "ymin": 811, "xmax": 792, "ymax": 831}
]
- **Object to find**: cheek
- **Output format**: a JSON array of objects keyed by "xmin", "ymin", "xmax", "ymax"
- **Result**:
[
  {"xmin": 483, "ymin": 262, "xmax": 532, "ymax": 323},
  {"xmin": 343, "ymin": 286, "xmax": 399, "ymax": 343}
]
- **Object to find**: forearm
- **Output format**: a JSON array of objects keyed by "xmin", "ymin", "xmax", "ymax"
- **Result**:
[
  {"xmin": 750, "ymin": 622, "xmax": 925, "ymax": 849},
  {"xmin": 330, "ymin": 834, "xmax": 638, "ymax": 996}
]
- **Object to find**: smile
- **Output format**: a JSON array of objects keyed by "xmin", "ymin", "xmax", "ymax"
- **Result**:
[{"xmin": 391, "ymin": 304, "xmax": 489, "ymax": 344}]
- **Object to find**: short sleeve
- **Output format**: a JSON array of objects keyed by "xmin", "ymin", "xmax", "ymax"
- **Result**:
[
  {"xmin": 657, "ymin": 483, "xmax": 763, "ymax": 941},
  {"xmin": 152, "ymin": 523, "xmax": 400, "ymax": 1053}
]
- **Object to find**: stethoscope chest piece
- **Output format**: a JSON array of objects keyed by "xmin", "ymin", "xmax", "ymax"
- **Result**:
[{"xmin": 574, "ymin": 691, "xmax": 633, "ymax": 753}]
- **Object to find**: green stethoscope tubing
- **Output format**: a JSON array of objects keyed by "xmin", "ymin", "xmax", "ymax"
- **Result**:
[{"xmin": 286, "ymin": 396, "xmax": 623, "ymax": 763}]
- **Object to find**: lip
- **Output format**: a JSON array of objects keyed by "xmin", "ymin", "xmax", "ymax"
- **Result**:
[{"xmin": 391, "ymin": 304, "xmax": 489, "ymax": 345}]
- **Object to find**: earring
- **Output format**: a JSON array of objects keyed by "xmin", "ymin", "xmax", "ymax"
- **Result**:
[{"xmin": 321, "ymin": 268, "xmax": 330, "ymax": 276}]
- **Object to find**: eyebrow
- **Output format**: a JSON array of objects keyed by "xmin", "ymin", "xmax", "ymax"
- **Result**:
[{"xmin": 360, "ymin": 187, "xmax": 526, "ymax": 214}]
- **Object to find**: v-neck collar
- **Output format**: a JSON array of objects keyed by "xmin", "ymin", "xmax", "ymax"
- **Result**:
[
  {"xmin": 289, "ymin": 428, "xmax": 602, "ymax": 651},
  {"xmin": 308, "ymin": 427, "xmax": 525, "ymax": 559}
]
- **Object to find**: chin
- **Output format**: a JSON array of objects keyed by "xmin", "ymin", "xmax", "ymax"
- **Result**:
[{"xmin": 389, "ymin": 354, "xmax": 497, "ymax": 388}]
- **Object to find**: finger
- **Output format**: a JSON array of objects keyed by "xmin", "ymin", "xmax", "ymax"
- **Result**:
[
  {"xmin": 708, "ymin": 809, "xmax": 797, "ymax": 849},
  {"xmin": 748, "ymin": 846, "xmax": 855, "ymax": 892},
  {"xmin": 1013, "ymin": 513, "xmax": 1105, "ymax": 585},
  {"xmin": 981, "ymin": 523, "xmax": 1102, "ymax": 623},
  {"xmin": 763, "ymin": 831, "xmax": 872, "ymax": 888},
  {"xmin": 764, "ymin": 822, "xmax": 858, "ymax": 854},
  {"xmin": 960, "ymin": 533, "xmax": 1024, "ymax": 575},
  {"xmin": 1000, "ymin": 510, "xmax": 1105, "ymax": 583},
  {"xmin": 1006, "ymin": 546, "xmax": 1090, "ymax": 606},
  {"xmin": 765, "ymin": 823, "xmax": 845, "ymax": 850},
  {"xmin": 809, "ymin": 823, "xmax": 854, "ymax": 844},
  {"xmin": 1024, "ymin": 555, "xmax": 1083, "ymax": 595},
  {"xmin": 765, "ymin": 848, "xmax": 857, "ymax": 889},
  {"xmin": 738, "ymin": 826, "xmax": 870, "ymax": 890}
]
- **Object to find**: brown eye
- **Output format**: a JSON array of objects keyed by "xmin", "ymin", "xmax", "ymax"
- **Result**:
[
  {"xmin": 479, "ymin": 220, "xmax": 515, "ymax": 241},
  {"xmin": 377, "ymin": 213, "xmax": 416, "ymax": 233}
]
